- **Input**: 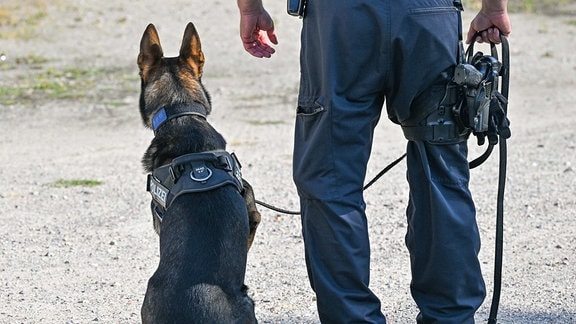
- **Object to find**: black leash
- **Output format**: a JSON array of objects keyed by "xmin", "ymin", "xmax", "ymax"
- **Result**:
[
  {"xmin": 254, "ymin": 153, "xmax": 407, "ymax": 215},
  {"xmin": 460, "ymin": 32, "xmax": 510, "ymax": 323},
  {"xmin": 254, "ymin": 198, "xmax": 300, "ymax": 215},
  {"xmin": 361, "ymin": 153, "xmax": 407, "ymax": 191},
  {"xmin": 453, "ymin": 0, "xmax": 508, "ymax": 316},
  {"xmin": 487, "ymin": 34, "xmax": 510, "ymax": 324}
]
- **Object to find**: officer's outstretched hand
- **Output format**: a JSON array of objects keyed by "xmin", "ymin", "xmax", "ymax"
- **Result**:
[{"xmin": 238, "ymin": 0, "xmax": 278, "ymax": 58}]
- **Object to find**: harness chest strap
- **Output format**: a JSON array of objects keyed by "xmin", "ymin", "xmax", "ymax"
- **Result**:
[{"xmin": 147, "ymin": 150, "xmax": 244, "ymax": 218}]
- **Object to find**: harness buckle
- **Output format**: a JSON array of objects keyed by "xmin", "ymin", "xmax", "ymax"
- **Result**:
[{"xmin": 218, "ymin": 154, "xmax": 233, "ymax": 172}]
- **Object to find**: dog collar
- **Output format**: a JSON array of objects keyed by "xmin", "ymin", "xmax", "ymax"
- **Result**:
[{"xmin": 152, "ymin": 102, "xmax": 208, "ymax": 134}]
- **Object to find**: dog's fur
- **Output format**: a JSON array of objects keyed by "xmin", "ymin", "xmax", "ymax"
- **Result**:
[{"xmin": 137, "ymin": 22, "xmax": 260, "ymax": 324}]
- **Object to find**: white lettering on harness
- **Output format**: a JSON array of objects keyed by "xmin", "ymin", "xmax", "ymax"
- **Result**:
[{"xmin": 150, "ymin": 179, "xmax": 168, "ymax": 207}]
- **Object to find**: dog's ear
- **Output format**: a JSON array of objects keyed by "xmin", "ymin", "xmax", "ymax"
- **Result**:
[
  {"xmin": 138, "ymin": 23, "xmax": 164, "ymax": 81},
  {"xmin": 179, "ymin": 22, "xmax": 205, "ymax": 78}
]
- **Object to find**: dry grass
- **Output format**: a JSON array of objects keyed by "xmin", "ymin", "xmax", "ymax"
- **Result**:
[{"xmin": 0, "ymin": 0, "xmax": 49, "ymax": 39}]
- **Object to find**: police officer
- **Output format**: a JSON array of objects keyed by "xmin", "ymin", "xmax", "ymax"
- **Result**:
[{"xmin": 236, "ymin": 0, "xmax": 511, "ymax": 322}]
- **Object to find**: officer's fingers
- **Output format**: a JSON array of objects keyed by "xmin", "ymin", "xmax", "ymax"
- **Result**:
[
  {"xmin": 267, "ymin": 30, "xmax": 278, "ymax": 45},
  {"xmin": 487, "ymin": 28, "xmax": 502, "ymax": 44},
  {"xmin": 243, "ymin": 41, "xmax": 274, "ymax": 58},
  {"xmin": 469, "ymin": 27, "xmax": 502, "ymax": 44}
]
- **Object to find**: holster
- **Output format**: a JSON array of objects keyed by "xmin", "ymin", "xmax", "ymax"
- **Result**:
[{"xmin": 401, "ymin": 82, "xmax": 470, "ymax": 144}]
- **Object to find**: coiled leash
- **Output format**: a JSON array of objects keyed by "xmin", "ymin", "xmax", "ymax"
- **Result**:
[{"xmin": 486, "ymin": 34, "xmax": 510, "ymax": 324}]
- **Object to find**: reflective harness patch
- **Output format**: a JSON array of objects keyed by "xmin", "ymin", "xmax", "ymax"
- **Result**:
[{"xmin": 146, "ymin": 150, "xmax": 243, "ymax": 222}]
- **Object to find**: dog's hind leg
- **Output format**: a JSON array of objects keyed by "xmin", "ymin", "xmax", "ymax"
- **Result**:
[
  {"xmin": 241, "ymin": 179, "xmax": 261, "ymax": 251},
  {"xmin": 187, "ymin": 284, "xmax": 257, "ymax": 323}
]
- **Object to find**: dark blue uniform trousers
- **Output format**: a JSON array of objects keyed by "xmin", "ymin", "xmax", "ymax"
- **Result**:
[{"xmin": 293, "ymin": 0, "xmax": 486, "ymax": 323}]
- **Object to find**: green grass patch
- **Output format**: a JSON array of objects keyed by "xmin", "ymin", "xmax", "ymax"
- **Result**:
[
  {"xmin": 0, "ymin": 61, "xmax": 137, "ymax": 107},
  {"xmin": 15, "ymin": 54, "xmax": 49, "ymax": 65},
  {"xmin": 0, "ymin": 66, "xmax": 105, "ymax": 105},
  {"xmin": 36, "ymin": 67, "xmax": 100, "ymax": 99},
  {"xmin": 49, "ymin": 179, "xmax": 104, "ymax": 188}
]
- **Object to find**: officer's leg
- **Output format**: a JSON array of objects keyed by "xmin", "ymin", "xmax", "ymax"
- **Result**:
[
  {"xmin": 405, "ymin": 140, "xmax": 486, "ymax": 324},
  {"xmin": 293, "ymin": 0, "xmax": 387, "ymax": 321},
  {"xmin": 387, "ymin": 0, "xmax": 486, "ymax": 320},
  {"xmin": 294, "ymin": 100, "xmax": 385, "ymax": 323}
]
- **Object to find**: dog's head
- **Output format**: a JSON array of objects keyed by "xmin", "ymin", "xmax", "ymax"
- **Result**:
[{"xmin": 137, "ymin": 22, "xmax": 211, "ymax": 128}]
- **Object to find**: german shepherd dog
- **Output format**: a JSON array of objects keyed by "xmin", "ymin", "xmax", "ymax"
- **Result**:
[{"xmin": 137, "ymin": 22, "xmax": 260, "ymax": 323}]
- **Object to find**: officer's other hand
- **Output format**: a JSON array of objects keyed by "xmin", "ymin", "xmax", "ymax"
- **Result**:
[
  {"xmin": 239, "ymin": 9, "xmax": 278, "ymax": 58},
  {"xmin": 467, "ymin": 1, "xmax": 511, "ymax": 44}
]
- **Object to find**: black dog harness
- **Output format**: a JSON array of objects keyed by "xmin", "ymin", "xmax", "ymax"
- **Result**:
[{"xmin": 147, "ymin": 150, "xmax": 244, "ymax": 222}]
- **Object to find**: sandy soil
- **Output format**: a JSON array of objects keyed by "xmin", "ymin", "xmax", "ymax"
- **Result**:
[{"xmin": 1, "ymin": 1, "xmax": 575, "ymax": 323}]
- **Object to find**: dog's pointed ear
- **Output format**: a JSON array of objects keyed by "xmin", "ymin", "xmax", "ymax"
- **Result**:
[
  {"xmin": 138, "ymin": 24, "xmax": 164, "ymax": 80},
  {"xmin": 179, "ymin": 22, "xmax": 204, "ymax": 78}
]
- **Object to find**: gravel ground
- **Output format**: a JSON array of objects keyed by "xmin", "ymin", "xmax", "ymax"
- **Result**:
[{"xmin": 1, "ymin": 1, "xmax": 575, "ymax": 323}]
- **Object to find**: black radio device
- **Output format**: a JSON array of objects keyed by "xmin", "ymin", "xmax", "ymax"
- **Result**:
[{"xmin": 287, "ymin": 0, "xmax": 306, "ymax": 18}]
